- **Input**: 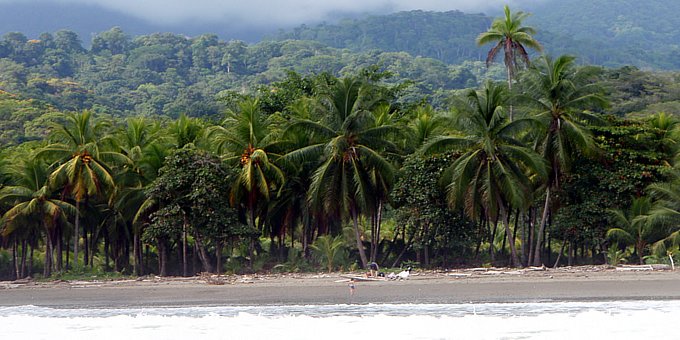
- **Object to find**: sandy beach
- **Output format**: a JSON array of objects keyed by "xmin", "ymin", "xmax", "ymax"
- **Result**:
[{"xmin": 2, "ymin": 266, "xmax": 680, "ymax": 308}]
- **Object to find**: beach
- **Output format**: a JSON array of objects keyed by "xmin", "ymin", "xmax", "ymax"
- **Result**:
[{"xmin": 2, "ymin": 266, "xmax": 680, "ymax": 308}]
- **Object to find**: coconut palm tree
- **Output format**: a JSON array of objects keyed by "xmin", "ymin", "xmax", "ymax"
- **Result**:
[
  {"xmin": 518, "ymin": 55, "xmax": 607, "ymax": 266},
  {"xmin": 647, "ymin": 170, "xmax": 680, "ymax": 258},
  {"xmin": 422, "ymin": 81, "xmax": 546, "ymax": 267},
  {"xmin": 208, "ymin": 98, "xmax": 285, "ymax": 269},
  {"xmin": 284, "ymin": 77, "xmax": 399, "ymax": 268},
  {"xmin": 110, "ymin": 117, "xmax": 167, "ymax": 275},
  {"xmin": 606, "ymin": 196, "xmax": 654, "ymax": 264},
  {"xmin": 0, "ymin": 157, "xmax": 75, "ymax": 277},
  {"xmin": 477, "ymin": 7, "xmax": 541, "ymax": 86},
  {"xmin": 40, "ymin": 110, "xmax": 129, "ymax": 268},
  {"xmin": 477, "ymin": 5, "xmax": 541, "ymax": 121}
]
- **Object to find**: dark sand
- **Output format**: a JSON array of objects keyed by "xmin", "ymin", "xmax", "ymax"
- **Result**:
[{"xmin": 2, "ymin": 267, "xmax": 680, "ymax": 308}]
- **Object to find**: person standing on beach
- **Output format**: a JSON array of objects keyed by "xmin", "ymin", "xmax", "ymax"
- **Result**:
[{"xmin": 348, "ymin": 278, "xmax": 356, "ymax": 299}]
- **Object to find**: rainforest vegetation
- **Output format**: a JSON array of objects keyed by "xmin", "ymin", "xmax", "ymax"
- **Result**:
[{"xmin": 1, "ymin": 6, "xmax": 680, "ymax": 280}]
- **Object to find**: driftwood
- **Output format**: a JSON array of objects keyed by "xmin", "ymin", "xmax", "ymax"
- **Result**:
[{"xmin": 614, "ymin": 264, "xmax": 673, "ymax": 271}]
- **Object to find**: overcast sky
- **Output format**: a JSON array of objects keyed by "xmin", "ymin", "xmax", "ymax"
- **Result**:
[{"xmin": 0, "ymin": 0, "xmax": 545, "ymax": 26}]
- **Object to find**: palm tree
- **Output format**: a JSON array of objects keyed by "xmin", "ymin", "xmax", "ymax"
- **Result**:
[
  {"xmin": 606, "ymin": 196, "xmax": 654, "ymax": 264},
  {"xmin": 284, "ymin": 77, "xmax": 398, "ymax": 268},
  {"xmin": 647, "ymin": 171, "xmax": 680, "ymax": 258},
  {"xmin": 310, "ymin": 234, "xmax": 345, "ymax": 273},
  {"xmin": 408, "ymin": 104, "xmax": 448, "ymax": 148},
  {"xmin": 208, "ymin": 98, "xmax": 285, "ymax": 269},
  {"xmin": 0, "ymin": 157, "xmax": 75, "ymax": 277},
  {"xmin": 477, "ymin": 5, "xmax": 541, "ymax": 120},
  {"xmin": 518, "ymin": 55, "xmax": 607, "ymax": 266},
  {"xmin": 111, "ymin": 117, "xmax": 166, "ymax": 275},
  {"xmin": 422, "ymin": 81, "xmax": 546, "ymax": 267},
  {"xmin": 40, "ymin": 110, "xmax": 129, "ymax": 268}
]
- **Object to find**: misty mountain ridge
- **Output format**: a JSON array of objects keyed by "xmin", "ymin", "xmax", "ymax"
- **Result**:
[{"xmin": 1, "ymin": 0, "xmax": 679, "ymax": 69}]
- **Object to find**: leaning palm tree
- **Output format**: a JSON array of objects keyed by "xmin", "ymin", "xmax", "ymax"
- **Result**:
[
  {"xmin": 0, "ymin": 157, "xmax": 75, "ymax": 277},
  {"xmin": 40, "ymin": 110, "xmax": 129, "ymax": 268},
  {"xmin": 477, "ymin": 5, "xmax": 541, "ymax": 120},
  {"xmin": 606, "ymin": 196, "xmax": 654, "ymax": 264},
  {"xmin": 422, "ymin": 81, "xmax": 546, "ymax": 267},
  {"xmin": 518, "ymin": 55, "xmax": 607, "ymax": 266},
  {"xmin": 284, "ymin": 77, "xmax": 398, "ymax": 269}
]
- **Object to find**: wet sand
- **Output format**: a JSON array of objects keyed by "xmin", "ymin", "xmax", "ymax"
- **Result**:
[{"xmin": 2, "ymin": 266, "xmax": 680, "ymax": 308}]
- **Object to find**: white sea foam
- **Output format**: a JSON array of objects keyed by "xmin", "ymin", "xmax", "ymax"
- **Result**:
[{"xmin": 1, "ymin": 301, "xmax": 678, "ymax": 340}]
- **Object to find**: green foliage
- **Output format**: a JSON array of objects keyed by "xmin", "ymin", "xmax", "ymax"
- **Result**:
[
  {"xmin": 310, "ymin": 235, "xmax": 346, "ymax": 273},
  {"xmin": 605, "ymin": 244, "xmax": 628, "ymax": 266},
  {"xmin": 146, "ymin": 147, "xmax": 245, "ymax": 243}
]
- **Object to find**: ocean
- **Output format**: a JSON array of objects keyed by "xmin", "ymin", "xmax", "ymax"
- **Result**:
[{"xmin": 1, "ymin": 300, "xmax": 677, "ymax": 339}]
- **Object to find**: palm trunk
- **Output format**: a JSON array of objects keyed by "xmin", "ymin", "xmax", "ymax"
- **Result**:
[
  {"xmin": 56, "ymin": 225, "xmax": 63, "ymax": 272},
  {"xmin": 500, "ymin": 205, "xmax": 521, "ymax": 267},
  {"xmin": 74, "ymin": 200, "xmax": 80, "ymax": 268},
  {"xmin": 182, "ymin": 216, "xmax": 188, "ymax": 277},
  {"xmin": 533, "ymin": 187, "xmax": 551, "ymax": 266},
  {"xmin": 371, "ymin": 200, "xmax": 383, "ymax": 263},
  {"xmin": 133, "ymin": 230, "xmax": 140, "ymax": 275},
  {"xmin": 350, "ymin": 205, "xmax": 368, "ymax": 269},
  {"xmin": 506, "ymin": 64, "xmax": 514, "ymax": 121},
  {"xmin": 44, "ymin": 228, "xmax": 53, "ymax": 277}
]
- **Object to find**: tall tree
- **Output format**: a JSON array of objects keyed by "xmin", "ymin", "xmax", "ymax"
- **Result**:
[
  {"xmin": 40, "ymin": 110, "xmax": 128, "ymax": 268},
  {"xmin": 477, "ymin": 5, "xmax": 541, "ymax": 120},
  {"xmin": 285, "ymin": 77, "xmax": 398, "ymax": 268},
  {"xmin": 0, "ymin": 156, "xmax": 75, "ymax": 277},
  {"xmin": 208, "ymin": 98, "xmax": 285, "ymax": 269},
  {"xmin": 422, "ymin": 81, "xmax": 546, "ymax": 267},
  {"xmin": 518, "ymin": 55, "xmax": 607, "ymax": 266}
]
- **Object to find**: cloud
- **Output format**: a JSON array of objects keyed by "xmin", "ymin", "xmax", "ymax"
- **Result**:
[{"xmin": 0, "ymin": 0, "xmax": 547, "ymax": 26}]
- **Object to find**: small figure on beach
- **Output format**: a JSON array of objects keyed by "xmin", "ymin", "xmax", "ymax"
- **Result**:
[
  {"xmin": 369, "ymin": 262, "xmax": 379, "ymax": 277},
  {"xmin": 396, "ymin": 267, "xmax": 411, "ymax": 280},
  {"xmin": 348, "ymin": 278, "xmax": 356, "ymax": 298}
]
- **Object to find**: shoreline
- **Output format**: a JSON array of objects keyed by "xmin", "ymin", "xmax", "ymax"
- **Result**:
[{"xmin": 2, "ymin": 266, "xmax": 680, "ymax": 308}]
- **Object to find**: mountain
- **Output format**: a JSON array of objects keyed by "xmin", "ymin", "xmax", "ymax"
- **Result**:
[
  {"xmin": 275, "ymin": 1, "xmax": 680, "ymax": 70},
  {"xmin": 274, "ymin": 10, "xmax": 491, "ymax": 66},
  {"xmin": 0, "ymin": 2, "xmax": 272, "ymax": 43}
]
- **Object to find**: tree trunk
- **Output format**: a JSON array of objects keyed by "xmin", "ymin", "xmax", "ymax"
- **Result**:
[
  {"xmin": 133, "ymin": 231, "xmax": 140, "ymax": 276},
  {"xmin": 553, "ymin": 239, "xmax": 567, "ymax": 268},
  {"xmin": 158, "ymin": 239, "xmax": 167, "ymax": 277},
  {"xmin": 74, "ymin": 200, "xmax": 80, "ymax": 268},
  {"xmin": 506, "ymin": 63, "xmax": 514, "ymax": 121},
  {"xmin": 391, "ymin": 230, "xmax": 415, "ymax": 268},
  {"xmin": 215, "ymin": 241, "xmax": 222, "ymax": 275},
  {"xmin": 104, "ymin": 234, "xmax": 110, "ymax": 271},
  {"xmin": 182, "ymin": 214, "xmax": 188, "ymax": 277},
  {"xmin": 351, "ymin": 205, "xmax": 369, "ymax": 269},
  {"xmin": 56, "ymin": 226, "xmax": 63, "ymax": 272},
  {"xmin": 44, "ymin": 227, "xmax": 54, "ymax": 277},
  {"xmin": 500, "ymin": 206, "xmax": 521, "ymax": 267},
  {"xmin": 533, "ymin": 187, "xmax": 551, "ymax": 266},
  {"xmin": 194, "ymin": 232, "xmax": 213, "ymax": 273},
  {"xmin": 528, "ymin": 207, "xmax": 536, "ymax": 266},
  {"xmin": 20, "ymin": 239, "xmax": 27, "ymax": 278}
]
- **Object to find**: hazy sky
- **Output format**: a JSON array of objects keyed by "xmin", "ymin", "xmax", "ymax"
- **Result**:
[{"xmin": 0, "ymin": 0, "xmax": 545, "ymax": 26}]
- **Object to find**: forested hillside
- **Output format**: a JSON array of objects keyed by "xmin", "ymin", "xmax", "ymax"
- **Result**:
[
  {"xmin": 276, "ymin": 2, "xmax": 680, "ymax": 70},
  {"xmin": 0, "ymin": 28, "xmax": 497, "ymax": 145}
]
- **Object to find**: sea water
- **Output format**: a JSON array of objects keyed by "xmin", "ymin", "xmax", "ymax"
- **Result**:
[{"xmin": 1, "ymin": 300, "xmax": 677, "ymax": 339}]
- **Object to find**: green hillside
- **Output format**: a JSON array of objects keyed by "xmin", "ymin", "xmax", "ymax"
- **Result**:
[{"xmin": 276, "ymin": 3, "xmax": 680, "ymax": 70}]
